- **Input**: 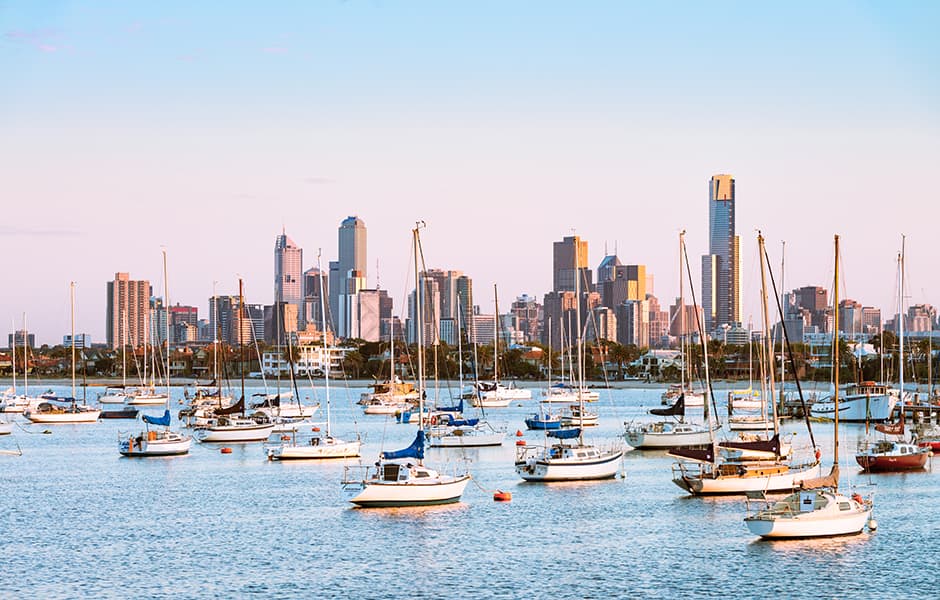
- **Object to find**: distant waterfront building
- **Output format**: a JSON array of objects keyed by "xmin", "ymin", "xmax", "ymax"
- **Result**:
[
  {"xmin": 150, "ymin": 297, "xmax": 167, "ymax": 345},
  {"xmin": 330, "ymin": 216, "xmax": 367, "ymax": 338},
  {"xmin": 63, "ymin": 334, "xmax": 92, "ymax": 349},
  {"xmin": 8, "ymin": 330, "xmax": 35, "ymax": 349},
  {"xmin": 545, "ymin": 235, "xmax": 595, "ymax": 346},
  {"xmin": 468, "ymin": 314, "xmax": 496, "ymax": 345},
  {"xmin": 106, "ymin": 272, "xmax": 152, "ymax": 349},
  {"xmin": 617, "ymin": 299, "xmax": 650, "ymax": 348},
  {"xmin": 264, "ymin": 302, "xmax": 299, "ymax": 345},
  {"xmin": 838, "ymin": 299, "xmax": 863, "ymax": 335},
  {"xmin": 701, "ymin": 174, "xmax": 741, "ymax": 333},
  {"xmin": 600, "ymin": 263, "xmax": 647, "ymax": 309},
  {"xmin": 646, "ymin": 294, "xmax": 670, "ymax": 348},
  {"xmin": 553, "ymin": 235, "xmax": 592, "ymax": 293},
  {"xmin": 908, "ymin": 304, "xmax": 936, "ymax": 333},
  {"xmin": 861, "ymin": 307, "xmax": 882, "ymax": 334},
  {"xmin": 275, "ymin": 230, "xmax": 303, "ymax": 328},
  {"xmin": 591, "ymin": 306, "xmax": 618, "ymax": 343},
  {"xmin": 510, "ymin": 295, "xmax": 542, "ymax": 342}
]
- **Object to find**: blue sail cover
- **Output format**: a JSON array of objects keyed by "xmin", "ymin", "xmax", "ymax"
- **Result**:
[
  {"xmin": 142, "ymin": 409, "xmax": 171, "ymax": 427},
  {"xmin": 547, "ymin": 428, "xmax": 581, "ymax": 439},
  {"xmin": 436, "ymin": 398, "xmax": 463, "ymax": 413},
  {"xmin": 382, "ymin": 430, "xmax": 425, "ymax": 460}
]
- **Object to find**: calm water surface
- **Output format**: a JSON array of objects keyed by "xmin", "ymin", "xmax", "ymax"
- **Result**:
[{"xmin": 1, "ymin": 382, "xmax": 937, "ymax": 599}]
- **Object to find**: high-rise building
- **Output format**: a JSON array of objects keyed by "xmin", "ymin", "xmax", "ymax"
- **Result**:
[
  {"xmin": 303, "ymin": 266, "xmax": 329, "ymax": 332},
  {"xmin": 701, "ymin": 174, "xmax": 741, "ymax": 332},
  {"xmin": 106, "ymin": 273, "xmax": 151, "ymax": 349},
  {"xmin": 553, "ymin": 235, "xmax": 592, "ymax": 293},
  {"xmin": 7, "ymin": 330, "xmax": 35, "ymax": 349},
  {"xmin": 510, "ymin": 295, "xmax": 542, "ymax": 342},
  {"xmin": 601, "ymin": 264, "xmax": 647, "ymax": 309},
  {"xmin": 274, "ymin": 230, "xmax": 303, "ymax": 327},
  {"xmin": 330, "ymin": 216, "xmax": 367, "ymax": 337}
]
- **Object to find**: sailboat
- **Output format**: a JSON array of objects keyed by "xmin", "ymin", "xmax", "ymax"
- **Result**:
[
  {"xmin": 343, "ymin": 222, "xmax": 471, "ymax": 507},
  {"xmin": 24, "ymin": 283, "xmax": 101, "ymax": 423},
  {"xmin": 100, "ymin": 312, "xmax": 131, "ymax": 404},
  {"xmin": 127, "ymin": 308, "xmax": 169, "ymax": 406},
  {"xmin": 670, "ymin": 232, "xmax": 820, "ymax": 494},
  {"xmin": 515, "ymin": 238, "xmax": 622, "ymax": 481},
  {"xmin": 427, "ymin": 290, "xmax": 505, "ymax": 448},
  {"xmin": 360, "ymin": 324, "xmax": 419, "ymax": 415},
  {"xmin": 625, "ymin": 231, "xmax": 716, "ymax": 450},
  {"xmin": 1, "ymin": 315, "xmax": 45, "ymax": 414},
  {"xmin": 195, "ymin": 278, "xmax": 275, "ymax": 443},
  {"xmin": 467, "ymin": 286, "xmax": 531, "ymax": 408},
  {"xmin": 855, "ymin": 238, "xmax": 930, "ymax": 472},
  {"xmin": 745, "ymin": 234, "xmax": 875, "ymax": 538},
  {"xmin": 119, "ymin": 250, "xmax": 192, "ymax": 456},
  {"xmin": 268, "ymin": 250, "xmax": 361, "ymax": 460}
]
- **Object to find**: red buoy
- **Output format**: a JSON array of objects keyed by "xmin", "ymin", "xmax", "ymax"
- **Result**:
[
  {"xmin": 515, "ymin": 439, "xmax": 526, "ymax": 446},
  {"xmin": 515, "ymin": 430, "xmax": 524, "ymax": 437},
  {"xmin": 493, "ymin": 491, "xmax": 512, "ymax": 502},
  {"xmin": 312, "ymin": 426, "xmax": 321, "ymax": 432},
  {"xmin": 220, "ymin": 447, "xmax": 233, "ymax": 454}
]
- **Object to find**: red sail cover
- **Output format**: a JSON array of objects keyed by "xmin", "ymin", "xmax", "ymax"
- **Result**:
[{"xmin": 875, "ymin": 407, "xmax": 904, "ymax": 435}]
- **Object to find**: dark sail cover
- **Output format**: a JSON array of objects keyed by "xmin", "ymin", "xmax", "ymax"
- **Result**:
[
  {"xmin": 719, "ymin": 433, "xmax": 780, "ymax": 455},
  {"xmin": 436, "ymin": 398, "xmax": 463, "ymax": 413},
  {"xmin": 142, "ymin": 409, "xmax": 171, "ymax": 427},
  {"xmin": 547, "ymin": 428, "xmax": 581, "ymax": 440},
  {"xmin": 650, "ymin": 394, "xmax": 685, "ymax": 417},
  {"xmin": 215, "ymin": 397, "xmax": 245, "ymax": 416},
  {"xmin": 382, "ymin": 430, "xmax": 425, "ymax": 460},
  {"xmin": 668, "ymin": 444, "xmax": 716, "ymax": 464}
]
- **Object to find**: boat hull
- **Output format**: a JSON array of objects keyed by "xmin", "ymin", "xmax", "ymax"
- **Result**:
[
  {"xmin": 269, "ymin": 438, "xmax": 361, "ymax": 460},
  {"xmin": 855, "ymin": 452, "xmax": 929, "ymax": 472},
  {"xmin": 745, "ymin": 508, "xmax": 871, "ymax": 538},
  {"xmin": 673, "ymin": 462, "xmax": 821, "ymax": 495},
  {"xmin": 119, "ymin": 433, "xmax": 192, "ymax": 456},
  {"xmin": 0, "ymin": 421, "xmax": 12, "ymax": 435},
  {"xmin": 347, "ymin": 474, "xmax": 470, "ymax": 507},
  {"xmin": 428, "ymin": 431, "xmax": 504, "ymax": 447},
  {"xmin": 516, "ymin": 449, "xmax": 623, "ymax": 482},
  {"xmin": 624, "ymin": 428, "xmax": 713, "ymax": 449},
  {"xmin": 127, "ymin": 395, "xmax": 169, "ymax": 406},
  {"xmin": 197, "ymin": 423, "xmax": 275, "ymax": 442},
  {"xmin": 24, "ymin": 409, "xmax": 101, "ymax": 423},
  {"xmin": 810, "ymin": 393, "xmax": 896, "ymax": 422}
]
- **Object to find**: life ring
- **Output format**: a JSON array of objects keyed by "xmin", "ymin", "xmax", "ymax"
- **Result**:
[
  {"xmin": 430, "ymin": 415, "xmax": 439, "ymax": 426},
  {"xmin": 815, "ymin": 448, "xmax": 821, "ymax": 461}
]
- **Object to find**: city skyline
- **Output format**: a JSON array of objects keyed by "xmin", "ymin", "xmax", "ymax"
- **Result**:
[{"xmin": 2, "ymin": 2, "xmax": 938, "ymax": 343}]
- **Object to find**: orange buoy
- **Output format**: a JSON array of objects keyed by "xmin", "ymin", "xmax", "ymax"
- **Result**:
[
  {"xmin": 515, "ymin": 439, "xmax": 526, "ymax": 446},
  {"xmin": 220, "ymin": 447, "xmax": 233, "ymax": 454},
  {"xmin": 312, "ymin": 426, "xmax": 321, "ymax": 432},
  {"xmin": 493, "ymin": 491, "xmax": 512, "ymax": 502},
  {"xmin": 515, "ymin": 430, "xmax": 524, "ymax": 437},
  {"xmin": 280, "ymin": 435, "xmax": 291, "ymax": 441}
]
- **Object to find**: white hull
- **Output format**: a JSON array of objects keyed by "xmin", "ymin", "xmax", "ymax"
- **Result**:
[
  {"xmin": 346, "ymin": 473, "xmax": 470, "ymax": 507},
  {"xmin": 98, "ymin": 393, "xmax": 129, "ymax": 404},
  {"xmin": 542, "ymin": 389, "xmax": 600, "ymax": 403},
  {"xmin": 119, "ymin": 432, "xmax": 192, "ymax": 456},
  {"xmin": 128, "ymin": 394, "xmax": 169, "ymax": 406},
  {"xmin": 24, "ymin": 408, "xmax": 101, "ymax": 423},
  {"xmin": 270, "ymin": 418, "xmax": 320, "ymax": 433},
  {"xmin": 363, "ymin": 402, "xmax": 410, "ymax": 415},
  {"xmin": 468, "ymin": 396, "xmax": 512, "ymax": 408},
  {"xmin": 0, "ymin": 396, "xmax": 43, "ymax": 413},
  {"xmin": 253, "ymin": 404, "xmax": 319, "ymax": 419},
  {"xmin": 560, "ymin": 414, "xmax": 599, "ymax": 427},
  {"xmin": 729, "ymin": 417, "xmax": 776, "ymax": 431},
  {"xmin": 745, "ymin": 491, "xmax": 872, "ymax": 538},
  {"xmin": 428, "ymin": 429, "xmax": 504, "ymax": 447},
  {"xmin": 624, "ymin": 425, "xmax": 713, "ymax": 449},
  {"xmin": 0, "ymin": 421, "xmax": 12, "ymax": 435},
  {"xmin": 810, "ymin": 392, "xmax": 896, "ymax": 422},
  {"xmin": 197, "ymin": 423, "xmax": 275, "ymax": 442},
  {"xmin": 674, "ymin": 462, "xmax": 821, "ymax": 495},
  {"xmin": 516, "ymin": 447, "xmax": 622, "ymax": 481},
  {"xmin": 269, "ymin": 437, "xmax": 361, "ymax": 460}
]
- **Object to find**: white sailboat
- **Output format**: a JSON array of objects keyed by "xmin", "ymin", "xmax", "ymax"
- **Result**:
[
  {"xmin": 467, "ymin": 286, "xmax": 531, "ymax": 407},
  {"xmin": 24, "ymin": 283, "xmax": 101, "ymax": 423},
  {"xmin": 100, "ymin": 312, "xmax": 131, "ymax": 404},
  {"xmin": 670, "ymin": 232, "xmax": 820, "ymax": 494},
  {"xmin": 516, "ymin": 238, "xmax": 622, "ymax": 481},
  {"xmin": 195, "ymin": 278, "xmax": 275, "ymax": 443},
  {"xmin": 119, "ymin": 250, "xmax": 191, "ymax": 457},
  {"xmin": 1, "ymin": 315, "xmax": 44, "ymax": 414},
  {"xmin": 626, "ymin": 232, "xmax": 715, "ymax": 449},
  {"xmin": 268, "ymin": 250, "xmax": 361, "ymax": 460},
  {"xmin": 127, "ymin": 311, "xmax": 168, "ymax": 406},
  {"xmin": 745, "ymin": 234, "xmax": 875, "ymax": 538},
  {"xmin": 343, "ymin": 222, "xmax": 470, "ymax": 507}
]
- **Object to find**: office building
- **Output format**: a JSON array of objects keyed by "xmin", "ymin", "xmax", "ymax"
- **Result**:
[
  {"xmin": 330, "ymin": 216, "xmax": 367, "ymax": 337},
  {"xmin": 701, "ymin": 174, "xmax": 741, "ymax": 332},
  {"xmin": 274, "ymin": 230, "xmax": 303, "ymax": 328}
]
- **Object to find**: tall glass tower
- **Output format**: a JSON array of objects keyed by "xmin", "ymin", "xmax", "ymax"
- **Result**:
[
  {"xmin": 702, "ymin": 174, "xmax": 740, "ymax": 332},
  {"xmin": 274, "ymin": 230, "xmax": 303, "ymax": 326},
  {"xmin": 330, "ymin": 216, "xmax": 367, "ymax": 337}
]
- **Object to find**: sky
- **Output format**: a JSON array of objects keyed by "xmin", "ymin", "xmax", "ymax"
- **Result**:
[{"xmin": 1, "ymin": 1, "xmax": 938, "ymax": 345}]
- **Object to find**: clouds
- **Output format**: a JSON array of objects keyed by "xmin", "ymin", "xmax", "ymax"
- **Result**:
[{"xmin": 4, "ymin": 28, "xmax": 64, "ymax": 53}]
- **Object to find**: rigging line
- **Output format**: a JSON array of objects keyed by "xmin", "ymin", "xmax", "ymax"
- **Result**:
[{"xmin": 681, "ymin": 236, "xmax": 720, "ymax": 426}]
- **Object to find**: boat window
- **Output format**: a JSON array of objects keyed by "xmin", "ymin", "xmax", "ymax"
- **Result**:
[
  {"xmin": 415, "ymin": 470, "xmax": 430, "ymax": 478},
  {"xmin": 839, "ymin": 502, "xmax": 851, "ymax": 511},
  {"xmin": 382, "ymin": 464, "xmax": 400, "ymax": 481},
  {"xmin": 901, "ymin": 446, "xmax": 908, "ymax": 454}
]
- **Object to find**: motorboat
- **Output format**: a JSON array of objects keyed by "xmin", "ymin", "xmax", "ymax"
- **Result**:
[
  {"xmin": 809, "ymin": 381, "xmax": 898, "ymax": 422},
  {"xmin": 515, "ymin": 428, "xmax": 622, "ymax": 481}
]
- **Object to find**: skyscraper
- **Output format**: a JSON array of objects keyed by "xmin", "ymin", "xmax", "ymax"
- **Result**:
[
  {"xmin": 701, "ymin": 174, "xmax": 741, "ymax": 332},
  {"xmin": 330, "ymin": 216, "xmax": 367, "ymax": 337},
  {"xmin": 274, "ymin": 230, "xmax": 303, "ymax": 328},
  {"xmin": 553, "ymin": 235, "xmax": 591, "ymax": 293},
  {"xmin": 106, "ymin": 273, "xmax": 151, "ymax": 349}
]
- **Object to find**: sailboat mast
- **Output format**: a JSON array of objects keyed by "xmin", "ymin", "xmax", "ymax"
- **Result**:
[
  {"xmin": 899, "ymin": 236, "xmax": 905, "ymax": 405},
  {"xmin": 239, "ymin": 277, "xmax": 246, "ymax": 415},
  {"xmin": 456, "ymin": 293, "xmax": 464, "ymax": 390},
  {"xmin": 757, "ymin": 233, "xmax": 779, "ymax": 434},
  {"xmin": 10, "ymin": 318, "xmax": 16, "ymax": 395},
  {"xmin": 413, "ymin": 224, "xmax": 425, "ymax": 424},
  {"xmin": 317, "ymin": 249, "xmax": 331, "ymax": 437},
  {"xmin": 493, "ymin": 284, "xmax": 499, "ymax": 386},
  {"xmin": 678, "ymin": 231, "xmax": 686, "ymax": 393},
  {"xmin": 70, "ymin": 281, "xmax": 76, "ymax": 401},
  {"xmin": 574, "ymin": 238, "xmax": 584, "ymax": 443},
  {"xmin": 779, "ymin": 241, "xmax": 786, "ymax": 412},
  {"xmin": 163, "ymin": 249, "xmax": 171, "ymax": 417},
  {"xmin": 833, "ymin": 235, "xmax": 841, "ymax": 470},
  {"xmin": 22, "ymin": 314, "xmax": 28, "ymax": 396}
]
